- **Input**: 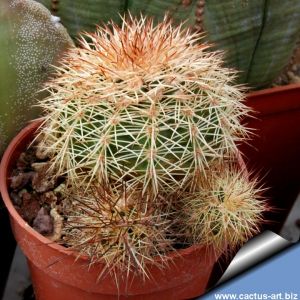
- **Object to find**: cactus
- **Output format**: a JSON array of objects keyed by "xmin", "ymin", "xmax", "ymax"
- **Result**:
[
  {"xmin": 32, "ymin": 15, "xmax": 267, "ymax": 280},
  {"xmin": 0, "ymin": 2, "xmax": 17, "ymax": 154},
  {"xmin": 126, "ymin": 0, "xmax": 199, "ymax": 28},
  {"xmin": 0, "ymin": 0, "xmax": 73, "ymax": 155},
  {"xmin": 36, "ymin": 0, "xmax": 198, "ymax": 39},
  {"xmin": 37, "ymin": 15, "xmax": 250, "ymax": 195},
  {"xmin": 128, "ymin": 0, "xmax": 300, "ymax": 87},
  {"xmin": 36, "ymin": 0, "xmax": 125, "ymax": 39},
  {"xmin": 63, "ymin": 183, "xmax": 175, "ymax": 279},
  {"xmin": 202, "ymin": 0, "xmax": 300, "ymax": 88},
  {"xmin": 181, "ymin": 165, "xmax": 267, "ymax": 252}
]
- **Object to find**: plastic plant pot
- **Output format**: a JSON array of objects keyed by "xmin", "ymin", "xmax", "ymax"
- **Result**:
[{"xmin": 0, "ymin": 121, "xmax": 218, "ymax": 300}]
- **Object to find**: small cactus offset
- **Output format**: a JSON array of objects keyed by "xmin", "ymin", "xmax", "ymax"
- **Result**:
[
  {"xmin": 63, "ymin": 183, "xmax": 175, "ymax": 279},
  {"xmin": 37, "ymin": 15, "xmax": 250, "ymax": 196},
  {"xmin": 181, "ymin": 165, "xmax": 267, "ymax": 252}
]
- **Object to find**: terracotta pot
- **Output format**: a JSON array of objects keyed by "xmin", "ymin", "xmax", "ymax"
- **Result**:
[
  {"xmin": 242, "ymin": 83, "xmax": 300, "ymax": 232},
  {"xmin": 0, "ymin": 121, "xmax": 218, "ymax": 300}
]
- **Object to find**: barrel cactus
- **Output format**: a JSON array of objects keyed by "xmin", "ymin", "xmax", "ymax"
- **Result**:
[
  {"xmin": 36, "ymin": 0, "xmax": 198, "ymax": 39},
  {"xmin": 37, "ymin": 15, "xmax": 250, "ymax": 196},
  {"xmin": 201, "ymin": 0, "xmax": 300, "ymax": 88},
  {"xmin": 33, "ymin": 15, "xmax": 266, "ymax": 278}
]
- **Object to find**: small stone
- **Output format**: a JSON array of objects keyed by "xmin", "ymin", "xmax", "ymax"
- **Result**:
[
  {"xmin": 10, "ymin": 172, "xmax": 35, "ymax": 190},
  {"xmin": 16, "ymin": 153, "xmax": 28, "ymax": 170},
  {"xmin": 16, "ymin": 149, "xmax": 36, "ymax": 170},
  {"xmin": 31, "ymin": 163, "xmax": 56, "ymax": 193},
  {"xmin": 54, "ymin": 183, "xmax": 66, "ymax": 196},
  {"xmin": 31, "ymin": 162, "xmax": 48, "ymax": 171},
  {"xmin": 21, "ymin": 193, "xmax": 41, "ymax": 223},
  {"xmin": 32, "ymin": 173, "xmax": 56, "ymax": 193},
  {"xmin": 22, "ymin": 191, "xmax": 32, "ymax": 202},
  {"xmin": 47, "ymin": 208, "xmax": 63, "ymax": 241},
  {"xmin": 40, "ymin": 191, "xmax": 57, "ymax": 205},
  {"xmin": 33, "ymin": 207, "xmax": 53, "ymax": 235},
  {"xmin": 287, "ymin": 71, "xmax": 295, "ymax": 80},
  {"xmin": 18, "ymin": 188, "xmax": 28, "ymax": 198},
  {"xmin": 292, "ymin": 64, "xmax": 297, "ymax": 72},
  {"xmin": 291, "ymin": 75, "xmax": 300, "ymax": 84},
  {"xmin": 35, "ymin": 142, "xmax": 50, "ymax": 160},
  {"xmin": 281, "ymin": 74, "xmax": 289, "ymax": 84},
  {"xmin": 10, "ymin": 191, "xmax": 22, "ymax": 206}
]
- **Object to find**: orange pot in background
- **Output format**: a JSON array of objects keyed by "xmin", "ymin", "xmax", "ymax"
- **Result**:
[
  {"xmin": 0, "ymin": 121, "xmax": 218, "ymax": 300},
  {"xmin": 242, "ymin": 83, "xmax": 300, "ymax": 233}
]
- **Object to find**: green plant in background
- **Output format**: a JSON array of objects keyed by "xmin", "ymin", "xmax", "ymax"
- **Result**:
[
  {"xmin": 0, "ymin": 0, "xmax": 72, "ymax": 154},
  {"xmin": 0, "ymin": 1, "xmax": 17, "ymax": 153},
  {"xmin": 36, "ymin": 15, "xmax": 265, "ymax": 277},
  {"xmin": 36, "ymin": 0, "xmax": 199, "ymax": 39},
  {"xmin": 202, "ymin": 0, "xmax": 300, "ymax": 87},
  {"xmin": 36, "ymin": 0, "xmax": 300, "ymax": 88}
]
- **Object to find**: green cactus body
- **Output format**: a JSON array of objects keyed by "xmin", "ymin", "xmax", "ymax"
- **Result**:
[
  {"xmin": 0, "ymin": 0, "xmax": 72, "ymax": 154},
  {"xmin": 0, "ymin": 3, "xmax": 17, "ymax": 152},
  {"xmin": 129, "ymin": 0, "xmax": 300, "ymax": 87},
  {"xmin": 36, "ymin": 0, "xmax": 199, "ymax": 39},
  {"xmin": 127, "ymin": 0, "xmax": 198, "ymax": 27},
  {"xmin": 202, "ymin": 0, "xmax": 300, "ymax": 87},
  {"xmin": 37, "ymin": 0, "xmax": 125, "ymax": 38},
  {"xmin": 38, "ymin": 16, "xmax": 249, "ymax": 195}
]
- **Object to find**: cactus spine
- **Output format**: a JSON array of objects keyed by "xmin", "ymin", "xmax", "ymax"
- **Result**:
[
  {"xmin": 38, "ymin": 15, "xmax": 250, "ymax": 196},
  {"xmin": 63, "ymin": 184, "xmax": 175, "ymax": 279},
  {"xmin": 181, "ymin": 165, "xmax": 266, "ymax": 252},
  {"xmin": 35, "ymin": 15, "xmax": 266, "ymax": 278}
]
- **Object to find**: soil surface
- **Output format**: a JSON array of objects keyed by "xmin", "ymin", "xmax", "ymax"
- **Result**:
[{"xmin": 9, "ymin": 144, "xmax": 66, "ymax": 239}]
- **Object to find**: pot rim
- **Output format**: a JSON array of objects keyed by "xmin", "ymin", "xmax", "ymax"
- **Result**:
[{"xmin": 248, "ymin": 82, "xmax": 300, "ymax": 97}]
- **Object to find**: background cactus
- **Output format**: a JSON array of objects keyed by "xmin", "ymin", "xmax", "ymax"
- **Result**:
[
  {"xmin": 202, "ymin": 0, "xmax": 300, "ymax": 88},
  {"xmin": 37, "ymin": 15, "xmax": 249, "ymax": 195},
  {"xmin": 0, "ymin": 0, "xmax": 72, "ymax": 155},
  {"xmin": 36, "ymin": 0, "xmax": 300, "ymax": 88},
  {"xmin": 0, "ymin": 2, "xmax": 17, "ymax": 154},
  {"xmin": 36, "ymin": 0, "xmax": 199, "ymax": 39}
]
